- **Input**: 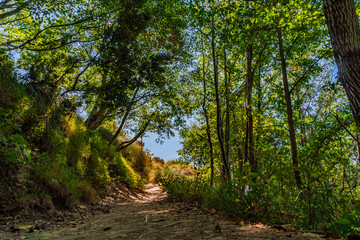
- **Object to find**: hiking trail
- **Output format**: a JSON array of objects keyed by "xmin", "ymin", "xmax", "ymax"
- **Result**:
[{"xmin": 1, "ymin": 184, "xmax": 318, "ymax": 239}]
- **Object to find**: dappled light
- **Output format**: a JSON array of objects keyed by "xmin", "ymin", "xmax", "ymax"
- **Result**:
[
  {"xmin": 1, "ymin": 184, "xmax": 313, "ymax": 239},
  {"xmin": 1, "ymin": 0, "xmax": 360, "ymax": 239}
]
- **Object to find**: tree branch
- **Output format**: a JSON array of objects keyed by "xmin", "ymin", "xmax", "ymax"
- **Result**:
[
  {"xmin": 290, "ymin": 49, "xmax": 332, "ymax": 94},
  {"xmin": 117, "ymin": 113, "xmax": 154, "ymax": 151}
]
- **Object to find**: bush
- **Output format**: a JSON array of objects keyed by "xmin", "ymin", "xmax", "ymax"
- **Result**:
[
  {"xmin": 158, "ymin": 164, "xmax": 360, "ymax": 237},
  {"xmin": 109, "ymin": 154, "xmax": 144, "ymax": 189},
  {"xmin": 77, "ymin": 181, "xmax": 99, "ymax": 204},
  {"xmin": 0, "ymin": 71, "xmax": 147, "ymax": 215}
]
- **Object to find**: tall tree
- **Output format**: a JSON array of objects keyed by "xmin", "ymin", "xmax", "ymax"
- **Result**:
[
  {"xmin": 323, "ymin": 0, "xmax": 360, "ymax": 128},
  {"xmin": 211, "ymin": 16, "xmax": 230, "ymax": 182},
  {"xmin": 202, "ymin": 43, "xmax": 215, "ymax": 186},
  {"xmin": 245, "ymin": 44, "xmax": 256, "ymax": 173},
  {"xmin": 277, "ymin": 28, "xmax": 303, "ymax": 188}
]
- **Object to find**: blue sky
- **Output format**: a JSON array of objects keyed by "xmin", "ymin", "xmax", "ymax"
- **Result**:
[{"xmin": 142, "ymin": 131, "xmax": 181, "ymax": 161}]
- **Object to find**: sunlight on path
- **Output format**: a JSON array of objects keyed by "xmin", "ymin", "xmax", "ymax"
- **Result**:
[{"xmin": 1, "ymin": 184, "xmax": 313, "ymax": 240}]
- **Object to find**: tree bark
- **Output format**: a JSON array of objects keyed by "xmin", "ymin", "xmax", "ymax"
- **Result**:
[
  {"xmin": 211, "ymin": 17, "xmax": 230, "ymax": 181},
  {"xmin": 202, "ymin": 43, "xmax": 215, "ymax": 186},
  {"xmin": 246, "ymin": 44, "xmax": 256, "ymax": 173},
  {"xmin": 355, "ymin": 133, "xmax": 359, "ymax": 189},
  {"xmin": 116, "ymin": 114, "xmax": 153, "ymax": 152},
  {"xmin": 85, "ymin": 70, "xmax": 109, "ymax": 130},
  {"xmin": 0, "ymin": 2, "xmax": 27, "ymax": 21},
  {"xmin": 244, "ymin": 118, "xmax": 249, "ymax": 165},
  {"xmin": 108, "ymin": 88, "xmax": 139, "ymax": 147},
  {"xmin": 233, "ymin": 112, "xmax": 244, "ymax": 174},
  {"xmin": 86, "ymin": 104, "xmax": 107, "ymax": 130},
  {"xmin": 224, "ymin": 47, "xmax": 231, "ymax": 168},
  {"xmin": 277, "ymin": 28, "xmax": 303, "ymax": 188},
  {"xmin": 323, "ymin": 0, "xmax": 360, "ymax": 128}
]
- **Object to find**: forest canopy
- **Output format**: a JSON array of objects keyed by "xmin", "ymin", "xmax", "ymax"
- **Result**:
[{"xmin": 1, "ymin": 0, "xmax": 360, "ymax": 237}]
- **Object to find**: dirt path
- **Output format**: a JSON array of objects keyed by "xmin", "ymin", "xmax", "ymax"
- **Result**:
[{"xmin": 1, "ymin": 184, "xmax": 316, "ymax": 239}]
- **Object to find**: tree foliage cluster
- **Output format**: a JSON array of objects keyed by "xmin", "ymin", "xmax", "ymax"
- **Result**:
[
  {"xmin": 1, "ymin": 0, "xmax": 360, "ymax": 237},
  {"xmin": 0, "ymin": 0, "xmax": 182, "ymax": 214},
  {"xmin": 158, "ymin": 0, "xmax": 360, "ymax": 237}
]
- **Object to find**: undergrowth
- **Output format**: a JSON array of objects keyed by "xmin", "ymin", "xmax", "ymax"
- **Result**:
[
  {"xmin": 157, "ymin": 162, "xmax": 360, "ymax": 238},
  {"xmin": 0, "ymin": 64, "xmax": 146, "ymax": 215}
]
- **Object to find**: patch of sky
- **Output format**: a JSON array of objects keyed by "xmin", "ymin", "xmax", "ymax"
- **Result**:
[{"xmin": 142, "ymin": 131, "xmax": 181, "ymax": 161}]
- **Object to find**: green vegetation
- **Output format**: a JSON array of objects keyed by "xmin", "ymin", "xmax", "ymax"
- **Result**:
[
  {"xmin": 159, "ymin": 160, "xmax": 360, "ymax": 236},
  {"xmin": 1, "ymin": 0, "xmax": 360, "ymax": 238},
  {"xmin": 0, "ymin": 73, "xmax": 146, "ymax": 213},
  {"xmin": 155, "ymin": 0, "xmax": 360, "ymax": 238},
  {"xmin": 0, "ymin": 0, "xmax": 182, "ymax": 215}
]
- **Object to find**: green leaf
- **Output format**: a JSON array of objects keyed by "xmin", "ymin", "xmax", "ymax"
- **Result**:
[
  {"xmin": 247, "ymin": 172, "xmax": 258, "ymax": 179},
  {"xmin": 338, "ymin": 217, "xmax": 352, "ymax": 225}
]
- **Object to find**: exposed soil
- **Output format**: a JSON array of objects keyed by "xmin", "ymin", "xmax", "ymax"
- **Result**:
[{"xmin": 0, "ymin": 184, "xmax": 326, "ymax": 239}]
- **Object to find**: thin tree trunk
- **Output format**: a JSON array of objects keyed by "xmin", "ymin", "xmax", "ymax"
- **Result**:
[
  {"xmin": 277, "ymin": 28, "xmax": 303, "ymax": 188},
  {"xmin": 355, "ymin": 133, "xmax": 359, "ymax": 189},
  {"xmin": 246, "ymin": 44, "xmax": 256, "ymax": 173},
  {"xmin": 256, "ymin": 69, "xmax": 262, "ymax": 138},
  {"xmin": 109, "ymin": 88, "xmax": 139, "ymax": 147},
  {"xmin": 86, "ymin": 105, "xmax": 107, "ymax": 130},
  {"xmin": 85, "ymin": 97, "xmax": 101, "ymax": 127},
  {"xmin": 224, "ymin": 47, "xmax": 231, "ymax": 165},
  {"xmin": 255, "ymin": 68, "xmax": 262, "ymax": 172},
  {"xmin": 244, "ymin": 119, "xmax": 249, "ymax": 165},
  {"xmin": 298, "ymin": 93, "xmax": 307, "ymax": 147},
  {"xmin": 232, "ymin": 112, "xmax": 244, "ymax": 174},
  {"xmin": 211, "ymin": 17, "xmax": 230, "ymax": 182},
  {"xmin": 323, "ymin": 0, "xmax": 360, "ymax": 128},
  {"xmin": 117, "ymin": 115, "xmax": 153, "ymax": 152},
  {"xmin": 108, "ymin": 110, "xmax": 129, "ymax": 147},
  {"xmin": 85, "ymin": 70, "xmax": 109, "ymax": 130},
  {"xmin": 202, "ymin": 43, "xmax": 214, "ymax": 186}
]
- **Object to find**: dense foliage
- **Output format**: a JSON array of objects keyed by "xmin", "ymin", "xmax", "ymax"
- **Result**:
[
  {"xmin": 1, "ymin": 0, "xmax": 360, "ymax": 237},
  {"xmin": 0, "ymin": 0, "xmax": 176, "ymax": 215},
  {"xmin": 161, "ymin": 0, "xmax": 359, "ymax": 237},
  {"xmin": 0, "ymin": 72, "xmax": 146, "ymax": 212}
]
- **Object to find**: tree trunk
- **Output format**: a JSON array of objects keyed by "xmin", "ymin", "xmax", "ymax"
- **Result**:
[
  {"xmin": 211, "ymin": 18, "xmax": 230, "ymax": 182},
  {"xmin": 202, "ymin": 43, "xmax": 215, "ymax": 186},
  {"xmin": 277, "ymin": 28, "xmax": 303, "ymax": 188},
  {"xmin": 234, "ymin": 119, "xmax": 244, "ymax": 175},
  {"xmin": 86, "ymin": 104, "xmax": 107, "ymax": 130},
  {"xmin": 246, "ymin": 44, "xmax": 256, "ymax": 173},
  {"xmin": 355, "ymin": 133, "xmax": 359, "ymax": 189},
  {"xmin": 255, "ymin": 68, "xmax": 263, "ymax": 172},
  {"xmin": 224, "ymin": 47, "xmax": 231, "ymax": 166},
  {"xmin": 298, "ymin": 93, "xmax": 307, "ymax": 147},
  {"xmin": 85, "ymin": 70, "xmax": 109, "ymax": 130},
  {"xmin": 244, "ymin": 119, "xmax": 249, "ymax": 166},
  {"xmin": 323, "ymin": 0, "xmax": 360, "ymax": 128},
  {"xmin": 117, "ymin": 115, "xmax": 153, "ymax": 152},
  {"xmin": 109, "ymin": 88, "xmax": 139, "ymax": 147}
]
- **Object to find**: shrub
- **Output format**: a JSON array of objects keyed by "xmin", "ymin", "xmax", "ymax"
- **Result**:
[
  {"xmin": 109, "ymin": 154, "xmax": 144, "ymax": 189},
  {"xmin": 0, "ymin": 72, "xmax": 147, "ymax": 214},
  {"xmin": 77, "ymin": 181, "xmax": 99, "ymax": 204}
]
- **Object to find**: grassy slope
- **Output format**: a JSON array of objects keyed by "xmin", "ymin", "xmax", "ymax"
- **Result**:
[{"xmin": 0, "ymin": 73, "xmax": 150, "ymax": 216}]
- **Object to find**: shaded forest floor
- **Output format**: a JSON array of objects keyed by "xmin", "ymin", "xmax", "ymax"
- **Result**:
[{"xmin": 1, "ymin": 184, "xmax": 328, "ymax": 239}]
